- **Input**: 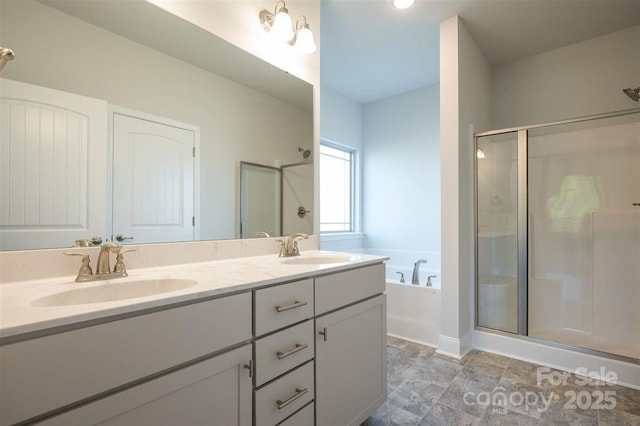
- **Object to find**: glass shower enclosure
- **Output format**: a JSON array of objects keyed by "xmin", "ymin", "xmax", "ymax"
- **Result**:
[{"xmin": 475, "ymin": 109, "xmax": 640, "ymax": 361}]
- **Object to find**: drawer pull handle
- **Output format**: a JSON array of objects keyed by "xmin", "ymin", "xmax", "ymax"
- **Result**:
[
  {"xmin": 276, "ymin": 387, "xmax": 308, "ymax": 410},
  {"xmin": 277, "ymin": 343, "xmax": 308, "ymax": 359},
  {"xmin": 275, "ymin": 300, "xmax": 307, "ymax": 312}
]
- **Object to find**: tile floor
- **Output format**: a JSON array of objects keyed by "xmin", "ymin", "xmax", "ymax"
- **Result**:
[{"xmin": 364, "ymin": 336, "xmax": 640, "ymax": 426}]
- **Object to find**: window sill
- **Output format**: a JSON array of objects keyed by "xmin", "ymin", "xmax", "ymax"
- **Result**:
[{"xmin": 320, "ymin": 232, "xmax": 365, "ymax": 242}]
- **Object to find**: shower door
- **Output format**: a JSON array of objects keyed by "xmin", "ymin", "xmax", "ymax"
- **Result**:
[
  {"xmin": 527, "ymin": 113, "xmax": 640, "ymax": 359},
  {"xmin": 475, "ymin": 110, "xmax": 640, "ymax": 360},
  {"xmin": 239, "ymin": 162, "xmax": 281, "ymax": 238},
  {"xmin": 475, "ymin": 131, "xmax": 522, "ymax": 334}
]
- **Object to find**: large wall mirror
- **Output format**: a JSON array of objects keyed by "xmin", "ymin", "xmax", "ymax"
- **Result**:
[{"xmin": 0, "ymin": 0, "xmax": 314, "ymax": 251}]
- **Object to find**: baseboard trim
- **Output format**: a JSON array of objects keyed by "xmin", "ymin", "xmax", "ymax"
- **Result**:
[{"xmin": 473, "ymin": 330, "xmax": 640, "ymax": 390}]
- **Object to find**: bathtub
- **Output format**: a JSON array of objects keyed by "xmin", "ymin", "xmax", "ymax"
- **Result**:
[
  {"xmin": 358, "ymin": 249, "xmax": 442, "ymax": 347},
  {"xmin": 386, "ymin": 280, "xmax": 441, "ymax": 346}
]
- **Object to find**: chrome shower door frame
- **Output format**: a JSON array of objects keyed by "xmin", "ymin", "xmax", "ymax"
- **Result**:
[{"xmin": 473, "ymin": 107, "xmax": 640, "ymax": 363}]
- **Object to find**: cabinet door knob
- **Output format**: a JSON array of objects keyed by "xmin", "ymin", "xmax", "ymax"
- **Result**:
[
  {"xmin": 243, "ymin": 360, "xmax": 253, "ymax": 378},
  {"xmin": 318, "ymin": 327, "xmax": 327, "ymax": 341}
]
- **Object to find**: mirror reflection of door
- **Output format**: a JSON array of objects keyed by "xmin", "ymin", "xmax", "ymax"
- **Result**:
[
  {"xmin": 0, "ymin": 78, "xmax": 108, "ymax": 250},
  {"xmin": 240, "ymin": 163, "xmax": 281, "ymax": 238},
  {"xmin": 112, "ymin": 112, "xmax": 198, "ymax": 244}
]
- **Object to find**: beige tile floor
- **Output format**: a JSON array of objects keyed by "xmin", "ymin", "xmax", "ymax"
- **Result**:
[{"xmin": 363, "ymin": 336, "xmax": 640, "ymax": 426}]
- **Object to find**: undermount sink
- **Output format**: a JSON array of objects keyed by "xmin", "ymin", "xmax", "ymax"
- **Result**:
[
  {"xmin": 282, "ymin": 255, "xmax": 357, "ymax": 265},
  {"xmin": 32, "ymin": 279, "xmax": 198, "ymax": 307}
]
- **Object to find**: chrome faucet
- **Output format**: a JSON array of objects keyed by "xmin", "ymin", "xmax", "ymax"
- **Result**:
[
  {"xmin": 276, "ymin": 233, "xmax": 309, "ymax": 257},
  {"xmin": 64, "ymin": 242, "xmax": 137, "ymax": 282},
  {"xmin": 411, "ymin": 259, "xmax": 427, "ymax": 285}
]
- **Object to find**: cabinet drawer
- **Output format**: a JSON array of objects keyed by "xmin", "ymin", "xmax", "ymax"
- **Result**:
[
  {"xmin": 315, "ymin": 264, "xmax": 385, "ymax": 315},
  {"xmin": 0, "ymin": 293, "xmax": 251, "ymax": 426},
  {"xmin": 279, "ymin": 402, "xmax": 314, "ymax": 426},
  {"xmin": 255, "ymin": 279, "xmax": 313, "ymax": 336},
  {"xmin": 255, "ymin": 362, "xmax": 314, "ymax": 426},
  {"xmin": 255, "ymin": 320, "xmax": 314, "ymax": 386}
]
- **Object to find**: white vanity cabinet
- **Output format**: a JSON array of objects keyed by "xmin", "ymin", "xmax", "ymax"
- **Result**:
[
  {"xmin": 314, "ymin": 264, "xmax": 387, "ymax": 426},
  {"xmin": 0, "ymin": 259, "xmax": 387, "ymax": 426}
]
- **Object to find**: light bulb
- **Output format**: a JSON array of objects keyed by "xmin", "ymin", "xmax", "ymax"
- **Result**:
[
  {"xmin": 294, "ymin": 26, "xmax": 316, "ymax": 54},
  {"xmin": 393, "ymin": 0, "xmax": 415, "ymax": 9},
  {"xmin": 270, "ymin": 8, "xmax": 294, "ymax": 42}
]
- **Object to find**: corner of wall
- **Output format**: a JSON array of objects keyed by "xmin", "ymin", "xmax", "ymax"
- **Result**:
[{"xmin": 439, "ymin": 15, "xmax": 491, "ymax": 355}]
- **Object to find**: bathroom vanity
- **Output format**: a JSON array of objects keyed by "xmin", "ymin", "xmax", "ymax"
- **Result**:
[{"xmin": 0, "ymin": 252, "xmax": 386, "ymax": 426}]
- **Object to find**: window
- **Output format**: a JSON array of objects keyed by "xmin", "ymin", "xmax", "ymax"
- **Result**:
[{"xmin": 320, "ymin": 143, "xmax": 355, "ymax": 232}]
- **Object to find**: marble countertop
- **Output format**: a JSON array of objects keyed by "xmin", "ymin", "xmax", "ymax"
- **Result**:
[{"xmin": 0, "ymin": 250, "xmax": 387, "ymax": 341}]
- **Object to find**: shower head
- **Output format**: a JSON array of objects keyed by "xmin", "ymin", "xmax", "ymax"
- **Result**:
[
  {"xmin": 298, "ymin": 147, "xmax": 311, "ymax": 159},
  {"xmin": 0, "ymin": 47, "xmax": 15, "ymax": 72},
  {"xmin": 623, "ymin": 87, "xmax": 640, "ymax": 102}
]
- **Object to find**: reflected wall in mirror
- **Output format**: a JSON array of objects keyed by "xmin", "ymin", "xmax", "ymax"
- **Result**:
[{"xmin": 0, "ymin": 0, "xmax": 314, "ymax": 251}]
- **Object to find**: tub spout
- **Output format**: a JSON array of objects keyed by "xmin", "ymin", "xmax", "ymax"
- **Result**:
[{"xmin": 411, "ymin": 259, "xmax": 427, "ymax": 285}]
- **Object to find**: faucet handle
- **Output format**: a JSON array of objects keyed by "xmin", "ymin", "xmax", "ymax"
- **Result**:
[
  {"xmin": 275, "ymin": 239, "xmax": 287, "ymax": 258},
  {"xmin": 427, "ymin": 275, "xmax": 437, "ymax": 287},
  {"xmin": 64, "ymin": 252, "xmax": 93, "ymax": 282},
  {"xmin": 396, "ymin": 272, "xmax": 405, "ymax": 283},
  {"xmin": 113, "ymin": 248, "xmax": 137, "ymax": 274}
]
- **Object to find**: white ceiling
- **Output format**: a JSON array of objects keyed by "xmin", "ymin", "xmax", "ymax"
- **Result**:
[{"xmin": 321, "ymin": 0, "xmax": 640, "ymax": 104}]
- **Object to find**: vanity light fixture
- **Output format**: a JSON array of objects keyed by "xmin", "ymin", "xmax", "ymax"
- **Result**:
[
  {"xmin": 393, "ymin": 0, "xmax": 415, "ymax": 9},
  {"xmin": 259, "ymin": 1, "xmax": 316, "ymax": 54},
  {"xmin": 260, "ymin": 0, "xmax": 295, "ymax": 42},
  {"xmin": 477, "ymin": 148, "xmax": 486, "ymax": 159},
  {"xmin": 291, "ymin": 16, "xmax": 317, "ymax": 54}
]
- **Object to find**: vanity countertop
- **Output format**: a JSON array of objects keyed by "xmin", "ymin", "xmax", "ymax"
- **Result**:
[{"xmin": 0, "ymin": 251, "xmax": 387, "ymax": 341}]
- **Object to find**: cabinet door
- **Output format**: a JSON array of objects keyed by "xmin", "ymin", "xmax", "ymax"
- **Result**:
[
  {"xmin": 315, "ymin": 295, "xmax": 387, "ymax": 426},
  {"xmin": 40, "ymin": 345, "xmax": 252, "ymax": 426}
]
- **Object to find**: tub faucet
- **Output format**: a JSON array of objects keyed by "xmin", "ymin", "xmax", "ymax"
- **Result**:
[{"xmin": 411, "ymin": 259, "xmax": 427, "ymax": 285}]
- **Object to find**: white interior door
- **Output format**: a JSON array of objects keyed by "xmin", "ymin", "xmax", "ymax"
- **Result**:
[
  {"xmin": 0, "ymin": 78, "xmax": 107, "ymax": 250},
  {"xmin": 112, "ymin": 113, "xmax": 196, "ymax": 244}
]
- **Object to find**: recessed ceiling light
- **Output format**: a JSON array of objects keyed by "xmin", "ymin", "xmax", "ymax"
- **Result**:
[{"xmin": 393, "ymin": 0, "xmax": 415, "ymax": 9}]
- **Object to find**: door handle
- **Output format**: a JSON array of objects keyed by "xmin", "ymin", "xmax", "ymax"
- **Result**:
[{"xmin": 115, "ymin": 234, "xmax": 134, "ymax": 242}]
